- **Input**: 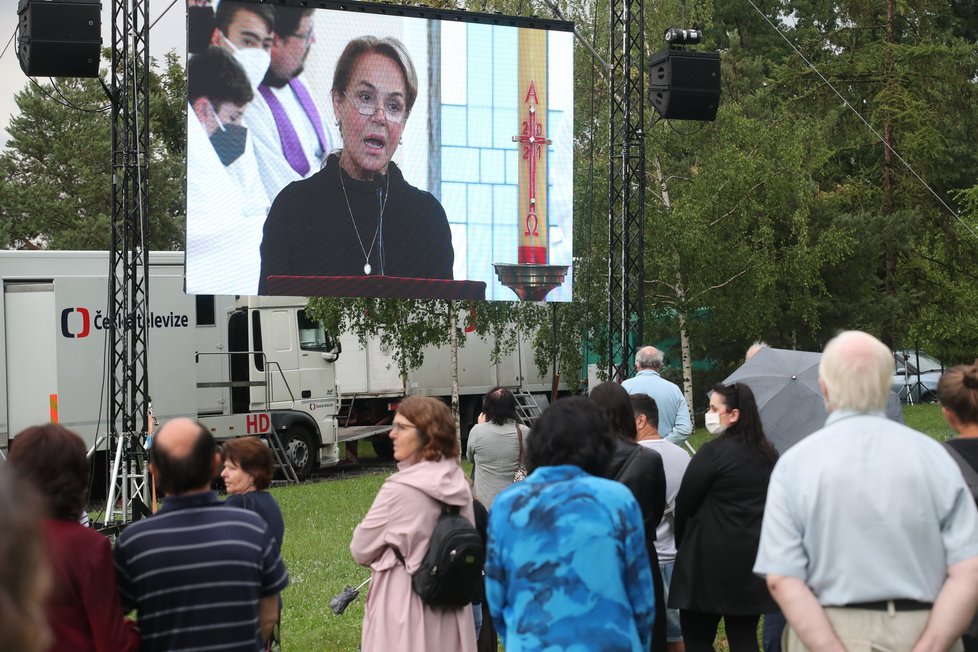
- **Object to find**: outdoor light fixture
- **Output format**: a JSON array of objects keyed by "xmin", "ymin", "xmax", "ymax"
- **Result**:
[
  {"xmin": 664, "ymin": 28, "xmax": 703, "ymax": 46},
  {"xmin": 648, "ymin": 27, "xmax": 720, "ymax": 121}
]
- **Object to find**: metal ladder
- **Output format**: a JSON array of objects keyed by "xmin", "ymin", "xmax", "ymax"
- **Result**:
[
  {"xmin": 266, "ymin": 430, "xmax": 300, "ymax": 484},
  {"xmin": 513, "ymin": 390, "xmax": 544, "ymax": 427}
]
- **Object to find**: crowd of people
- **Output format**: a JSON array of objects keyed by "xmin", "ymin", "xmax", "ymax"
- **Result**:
[
  {"xmin": 1, "ymin": 421, "xmax": 288, "ymax": 652},
  {"xmin": 5, "ymin": 329, "xmax": 978, "ymax": 652},
  {"xmin": 354, "ymin": 331, "xmax": 978, "ymax": 652}
]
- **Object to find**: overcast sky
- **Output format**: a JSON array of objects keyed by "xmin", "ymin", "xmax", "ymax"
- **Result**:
[{"xmin": 1, "ymin": 1, "xmax": 187, "ymax": 148}]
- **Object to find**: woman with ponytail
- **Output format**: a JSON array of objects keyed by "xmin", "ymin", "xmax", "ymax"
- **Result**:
[
  {"xmin": 938, "ymin": 361, "xmax": 978, "ymax": 652},
  {"xmin": 940, "ymin": 361, "xmax": 978, "ymax": 467},
  {"xmin": 669, "ymin": 383, "xmax": 779, "ymax": 652}
]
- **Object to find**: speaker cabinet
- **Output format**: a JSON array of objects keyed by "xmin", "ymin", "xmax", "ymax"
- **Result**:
[
  {"xmin": 17, "ymin": 0, "xmax": 101, "ymax": 78},
  {"xmin": 648, "ymin": 50, "xmax": 721, "ymax": 121}
]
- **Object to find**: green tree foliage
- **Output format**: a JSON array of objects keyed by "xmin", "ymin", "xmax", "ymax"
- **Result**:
[
  {"xmin": 0, "ymin": 52, "xmax": 185, "ymax": 250},
  {"xmin": 765, "ymin": 0, "xmax": 978, "ymax": 358},
  {"xmin": 305, "ymin": 297, "xmax": 552, "ymax": 385}
]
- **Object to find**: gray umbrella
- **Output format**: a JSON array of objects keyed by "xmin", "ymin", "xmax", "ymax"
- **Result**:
[{"xmin": 721, "ymin": 347, "xmax": 827, "ymax": 453}]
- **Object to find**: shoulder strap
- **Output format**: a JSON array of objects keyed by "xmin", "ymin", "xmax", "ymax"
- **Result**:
[
  {"xmin": 944, "ymin": 442, "xmax": 978, "ymax": 500},
  {"xmin": 516, "ymin": 423, "xmax": 525, "ymax": 465},
  {"xmin": 614, "ymin": 445, "xmax": 643, "ymax": 481},
  {"xmin": 393, "ymin": 501, "xmax": 457, "ymax": 566}
]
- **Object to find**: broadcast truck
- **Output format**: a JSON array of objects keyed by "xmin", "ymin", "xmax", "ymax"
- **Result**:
[{"xmin": 0, "ymin": 250, "xmax": 557, "ymax": 479}]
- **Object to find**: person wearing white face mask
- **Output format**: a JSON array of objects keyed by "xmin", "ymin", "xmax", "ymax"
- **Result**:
[
  {"xmin": 208, "ymin": 2, "xmax": 276, "ymax": 210},
  {"xmin": 186, "ymin": 47, "xmax": 268, "ymax": 295},
  {"xmin": 247, "ymin": 6, "xmax": 334, "ymax": 201},
  {"xmin": 669, "ymin": 383, "xmax": 780, "ymax": 652},
  {"xmin": 210, "ymin": 0, "xmax": 274, "ymax": 89}
]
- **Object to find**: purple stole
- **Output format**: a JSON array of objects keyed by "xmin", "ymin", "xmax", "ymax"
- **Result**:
[{"xmin": 258, "ymin": 78, "xmax": 328, "ymax": 177}]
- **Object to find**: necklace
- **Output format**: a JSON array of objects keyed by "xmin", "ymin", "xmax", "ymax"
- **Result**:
[{"xmin": 338, "ymin": 165, "xmax": 389, "ymax": 275}]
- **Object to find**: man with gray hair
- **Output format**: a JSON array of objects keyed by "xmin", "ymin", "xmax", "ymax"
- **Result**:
[
  {"xmin": 622, "ymin": 346, "xmax": 693, "ymax": 446},
  {"xmin": 754, "ymin": 331, "xmax": 978, "ymax": 652}
]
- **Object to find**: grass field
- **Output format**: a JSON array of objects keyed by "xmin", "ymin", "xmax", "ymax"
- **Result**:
[
  {"xmin": 274, "ymin": 471, "xmax": 387, "ymax": 650},
  {"xmin": 272, "ymin": 404, "xmax": 946, "ymax": 651}
]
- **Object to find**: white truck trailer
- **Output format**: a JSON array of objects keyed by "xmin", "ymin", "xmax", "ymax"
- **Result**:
[{"xmin": 0, "ymin": 251, "xmax": 556, "ymax": 478}]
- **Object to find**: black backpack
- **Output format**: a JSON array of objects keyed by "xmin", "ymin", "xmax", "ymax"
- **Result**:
[{"xmin": 395, "ymin": 502, "xmax": 485, "ymax": 608}]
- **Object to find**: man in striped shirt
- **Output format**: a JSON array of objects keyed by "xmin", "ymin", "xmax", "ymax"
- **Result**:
[{"xmin": 114, "ymin": 418, "xmax": 289, "ymax": 651}]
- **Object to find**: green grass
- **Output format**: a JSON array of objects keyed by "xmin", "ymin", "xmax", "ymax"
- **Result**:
[
  {"xmin": 903, "ymin": 403, "xmax": 951, "ymax": 440},
  {"xmin": 272, "ymin": 451, "xmax": 472, "ymax": 651},
  {"xmin": 273, "ymin": 471, "xmax": 388, "ymax": 651}
]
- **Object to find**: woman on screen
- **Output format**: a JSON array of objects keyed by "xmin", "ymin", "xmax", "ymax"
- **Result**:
[{"xmin": 258, "ymin": 36, "xmax": 454, "ymax": 294}]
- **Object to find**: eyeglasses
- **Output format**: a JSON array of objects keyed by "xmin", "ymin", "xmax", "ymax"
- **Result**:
[
  {"xmin": 391, "ymin": 422, "xmax": 417, "ymax": 432},
  {"xmin": 343, "ymin": 91, "xmax": 407, "ymax": 124}
]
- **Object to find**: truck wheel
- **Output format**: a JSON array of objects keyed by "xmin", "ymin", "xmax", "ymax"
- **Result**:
[
  {"xmin": 371, "ymin": 435, "xmax": 394, "ymax": 460},
  {"xmin": 281, "ymin": 427, "xmax": 315, "ymax": 480}
]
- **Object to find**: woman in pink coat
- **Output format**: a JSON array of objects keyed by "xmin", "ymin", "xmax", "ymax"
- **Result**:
[{"xmin": 351, "ymin": 396, "xmax": 477, "ymax": 652}]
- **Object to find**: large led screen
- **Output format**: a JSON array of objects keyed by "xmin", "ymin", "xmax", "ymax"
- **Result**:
[{"xmin": 185, "ymin": 0, "xmax": 574, "ymax": 301}]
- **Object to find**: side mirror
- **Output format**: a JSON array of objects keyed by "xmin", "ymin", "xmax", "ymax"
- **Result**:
[{"xmin": 321, "ymin": 337, "xmax": 341, "ymax": 362}]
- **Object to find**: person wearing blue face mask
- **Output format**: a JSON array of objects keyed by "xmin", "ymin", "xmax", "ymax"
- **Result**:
[
  {"xmin": 186, "ymin": 47, "xmax": 270, "ymax": 295},
  {"xmin": 208, "ymin": 1, "xmax": 277, "ymax": 213}
]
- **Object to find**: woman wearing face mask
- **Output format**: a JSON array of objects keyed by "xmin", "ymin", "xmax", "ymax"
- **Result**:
[
  {"xmin": 258, "ymin": 36, "xmax": 454, "ymax": 295},
  {"xmin": 668, "ymin": 383, "xmax": 779, "ymax": 652}
]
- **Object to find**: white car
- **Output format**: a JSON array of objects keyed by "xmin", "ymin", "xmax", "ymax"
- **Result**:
[{"xmin": 891, "ymin": 351, "xmax": 943, "ymax": 404}]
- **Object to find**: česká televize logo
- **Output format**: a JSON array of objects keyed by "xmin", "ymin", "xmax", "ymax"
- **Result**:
[{"xmin": 60, "ymin": 307, "xmax": 191, "ymax": 338}]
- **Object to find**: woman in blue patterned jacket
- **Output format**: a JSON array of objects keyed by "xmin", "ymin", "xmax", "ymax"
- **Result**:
[{"xmin": 485, "ymin": 397, "xmax": 655, "ymax": 652}]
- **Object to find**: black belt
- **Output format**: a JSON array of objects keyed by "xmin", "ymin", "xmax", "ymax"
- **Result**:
[{"xmin": 836, "ymin": 599, "xmax": 932, "ymax": 612}]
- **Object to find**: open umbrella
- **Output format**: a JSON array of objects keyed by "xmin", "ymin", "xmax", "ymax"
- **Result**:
[{"xmin": 721, "ymin": 347, "xmax": 826, "ymax": 453}]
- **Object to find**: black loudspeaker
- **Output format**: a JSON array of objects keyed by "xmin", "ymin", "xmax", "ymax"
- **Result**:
[
  {"xmin": 17, "ymin": 0, "xmax": 101, "ymax": 78},
  {"xmin": 648, "ymin": 50, "xmax": 721, "ymax": 121}
]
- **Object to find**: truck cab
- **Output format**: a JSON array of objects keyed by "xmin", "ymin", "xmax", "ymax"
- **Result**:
[{"xmin": 195, "ymin": 295, "xmax": 341, "ymax": 478}]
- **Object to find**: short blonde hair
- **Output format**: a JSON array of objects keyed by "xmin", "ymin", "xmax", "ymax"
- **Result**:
[
  {"xmin": 331, "ymin": 36, "xmax": 418, "ymax": 113},
  {"xmin": 820, "ymin": 331, "xmax": 892, "ymax": 412}
]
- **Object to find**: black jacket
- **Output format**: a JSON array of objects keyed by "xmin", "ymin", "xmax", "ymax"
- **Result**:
[
  {"xmin": 604, "ymin": 440, "xmax": 667, "ymax": 543},
  {"xmin": 258, "ymin": 155, "xmax": 454, "ymax": 294},
  {"xmin": 604, "ymin": 439, "xmax": 667, "ymax": 652},
  {"xmin": 669, "ymin": 435, "xmax": 778, "ymax": 614}
]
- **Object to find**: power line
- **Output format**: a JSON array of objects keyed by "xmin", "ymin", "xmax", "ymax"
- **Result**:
[
  {"xmin": 149, "ymin": 0, "xmax": 180, "ymax": 31},
  {"xmin": 744, "ymin": 0, "xmax": 978, "ymax": 242},
  {"xmin": 1, "ymin": 26, "xmax": 15, "ymax": 63}
]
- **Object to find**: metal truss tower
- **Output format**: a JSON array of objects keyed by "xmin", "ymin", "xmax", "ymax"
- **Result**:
[
  {"xmin": 607, "ymin": 0, "xmax": 646, "ymax": 380},
  {"xmin": 105, "ymin": 0, "xmax": 151, "ymax": 525}
]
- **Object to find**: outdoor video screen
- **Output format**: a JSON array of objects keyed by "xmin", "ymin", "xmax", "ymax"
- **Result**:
[{"xmin": 185, "ymin": 0, "xmax": 574, "ymax": 301}]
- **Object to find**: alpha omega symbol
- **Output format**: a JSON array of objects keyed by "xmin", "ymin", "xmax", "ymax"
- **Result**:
[{"xmin": 512, "ymin": 81, "xmax": 552, "ymax": 240}]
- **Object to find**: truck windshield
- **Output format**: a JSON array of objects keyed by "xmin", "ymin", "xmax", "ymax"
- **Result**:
[{"xmin": 297, "ymin": 310, "xmax": 336, "ymax": 353}]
